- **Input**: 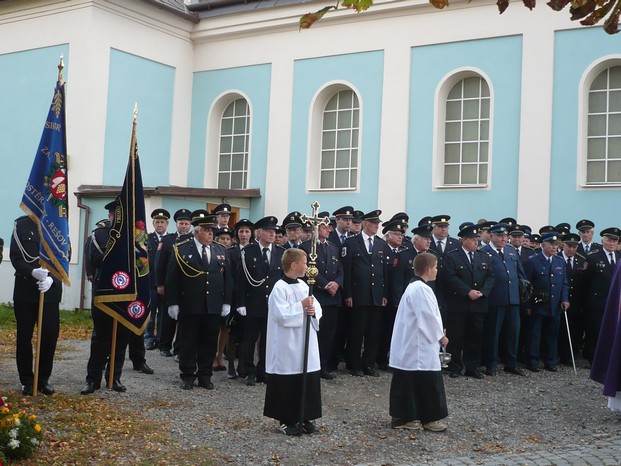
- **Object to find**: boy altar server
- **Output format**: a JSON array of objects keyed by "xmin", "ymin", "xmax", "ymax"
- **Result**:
[
  {"xmin": 389, "ymin": 252, "xmax": 449, "ymax": 432},
  {"xmin": 264, "ymin": 248, "xmax": 323, "ymax": 436}
]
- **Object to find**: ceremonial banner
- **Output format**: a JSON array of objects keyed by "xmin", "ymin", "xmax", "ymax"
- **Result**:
[
  {"xmin": 94, "ymin": 108, "xmax": 151, "ymax": 335},
  {"xmin": 20, "ymin": 60, "xmax": 71, "ymax": 286}
]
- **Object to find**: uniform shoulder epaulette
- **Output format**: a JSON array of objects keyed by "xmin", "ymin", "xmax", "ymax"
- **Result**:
[
  {"xmin": 14, "ymin": 215, "xmax": 31, "ymax": 225},
  {"xmin": 174, "ymin": 238, "xmax": 191, "ymax": 248},
  {"xmin": 587, "ymin": 250, "xmax": 599, "ymax": 256},
  {"xmin": 524, "ymin": 246, "xmax": 535, "ymax": 252},
  {"xmin": 575, "ymin": 252, "xmax": 586, "ymax": 259},
  {"xmin": 446, "ymin": 248, "xmax": 458, "ymax": 255},
  {"xmin": 274, "ymin": 244, "xmax": 286, "ymax": 250}
]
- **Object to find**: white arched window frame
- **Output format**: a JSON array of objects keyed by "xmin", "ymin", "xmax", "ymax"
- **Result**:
[
  {"xmin": 577, "ymin": 56, "xmax": 621, "ymax": 188},
  {"xmin": 205, "ymin": 91, "xmax": 252, "ymax": 189},
  {"xmin": 307, "ymin": 82, "xmax": 362, "ymax": 192},
  {"xmin": 433, "ymin": 68, "xmax": 494, "ymax": 190}
]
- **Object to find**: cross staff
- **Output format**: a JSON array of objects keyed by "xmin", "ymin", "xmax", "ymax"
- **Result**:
[{"xmin": 297, "ymin": 201, "xmax": 329, "ymax": 434}]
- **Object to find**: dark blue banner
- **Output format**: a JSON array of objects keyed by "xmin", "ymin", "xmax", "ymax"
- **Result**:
[
  {"xmin": 20, "ymin": 62, "xmax": 71, "ymax": 286},
  {"xmin": 94, "ymin": 110, "xmax": 151, "ymax": 335}
]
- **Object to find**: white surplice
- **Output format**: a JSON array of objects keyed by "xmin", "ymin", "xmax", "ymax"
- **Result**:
[
  {"xmin": 389, "ymin": 280, "xmax": 444, "ymax": 371},
  {"xmin": 266, "ymin": 279, "xmax": 322, "ymax": 375}
]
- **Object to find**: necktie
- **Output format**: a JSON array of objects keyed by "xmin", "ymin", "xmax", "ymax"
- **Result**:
[
  {"xmin": 468, "ymin": 252, "xmax": 474, "ymax": 264},
  {"xmin": 585, "ymin": 244, "xmax": 590, "ymax": 254},
  {"xmin": 497, "ymin": 248, "xmax": 504, "ymax": 261},
  {"xmin": 368, "ymin": 237, "xmax": 373, "ymax": 254},
  {"xmin": 567, "ymin": 257, "xmax": 572, "ymax": 270},
  {"xmin": 202, "ymin": 245, "xmax": 209, "ymax": 267},
  {"xmin": 340, "ymin": 234, "xmax": 346, "ymax": 244},
  {"xmin": 262, "ymin": 247, "xmax": 270, "ymax": 267},
  {"xmin": 610, "ymin": 252, "xmax": 615, "ymax": 265},
  {"xmin": 438, "ymin": 240, "xmax": 444, "ymax": 253}
]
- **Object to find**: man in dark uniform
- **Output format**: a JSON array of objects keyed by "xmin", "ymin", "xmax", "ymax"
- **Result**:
[
  {"xmin": 582, "ymin": 227, "xmax": 621, "ymax": 364},
  {"xmin": 350, "ymin": 210, "xmax": 364, "ymax": 235},
  {"xmin": 443, "ymin": 224, "xmax": 495, "ymax": 379},
  {"xmin": 145, "ymin": 208, "xmax": 170, "ymax": 350},
  {"xmin": 156, "ymin": 208, "xmax": 193, "ymax": 358},
  {"xmin": 383, "ymin": 212, "xmax": 412, "ymax": 250},
  {"xmin": 81, "ymin": 200, "xmax": 130, "ymax": 394},
  {"xmin": 236, "ymin": 216, "xmax": 285, "ymax": 386},
  {"xmin": 212, "ymin": 203, "xmax": 232, "ymax": 228},
  {"xmin": 481, "ymin": 223, "xmax": 527, "ymax": 376},
  {"xmin": 10, "ymin": 216, "xmax": 61, "ymax": 395},
  {"xmin": 300, "ymin": 212, "xmax": 343, "ymax": 379},
  {"xmin": 85, "ymin": 219, "xmax": 109, "ymax": 283},
  {"xmin": 225, "ymin": 218, "xmax": 254, "ymax": 379},
  {"xmin": 557, "ymin": 232, "xmax": 587, "ymax": 365},
  {"xmin": 282, "ymin": 211, "xmax": 303, "ymax": 249},
  {"xmin": 509, "ymin": 225, "xmax": 537, "ymax": 267},
  {"xmin": 576, "ymin": 219, "xmax": 601, "ymax": 256},
  {"xmin": 342, "ymin": 210, "xmax": 389, "ymax": 377},
  {"xmin": 524, "ymin": 233, "xmax": 570, "ymax": 371},
  {"xmin": 166, "ymin": 210, "xmax": 233, "ymax": 390},
  {"xmin": 376, "ymin": 219, "xmax": 407, "ymax": 371}
]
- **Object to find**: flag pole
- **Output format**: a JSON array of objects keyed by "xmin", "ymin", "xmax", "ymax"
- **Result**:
[
  {"xmin": 108, "ymin": 319, "xmax": 118, "ymax": 389},
  {"xmin": 32, "ymin": 59, "xmax": 64, "ymax": 397},
  {"xmin": 564, "ymin": 311, "xmax": 577, "ymax": 375}
]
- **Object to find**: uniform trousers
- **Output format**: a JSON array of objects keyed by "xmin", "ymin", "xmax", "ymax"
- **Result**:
[
  {"xmin": 177, "ymin": 312, "xmax": 220, "ymax": 383},
  {"xmin": 446, "ymin": 311, "xmax": 485, "ymax": 373},
  {"xmin": 376, "ymin": 305, "xmax": 397, "ymax": 368},
  {"xmin": 483, "ymin": 305, "xmax": 520, "ymax": 371},
  {"xmin": 128, "ymin": 332, "xmax": 146, "ymax": 367},
  {"xmin": 327, "ymin": 303, "xmax": 349, "ymax": 371},
  {"xmin": 14, "ymin": 301, "xmax": 59, "ymax": 387},
  {"xmin": 317, "ymin": 305, "xmax": 340, "ymax": 370},
  {"xmin": 86, "ymin": 306, "xmax": 129, "ymax": 384},
  {"xmin": 159, "ymin": 297, "xmax": 181, "ymax": 354},
  {"xmin": 243, "ymin": 315, "xmax": 268, "ymax": 378},
  {"xmin": 528, "ymin": 313, "xmax": 561, "ymax": 367},
  {"xmin": 347, "ymin": 305, "xmax": 382, "ymax": 371},
  {"xmin": 558, "ymin": 306, "xmax": 585, "ymax": 364},
  {"xmin": 145, "ymin": 289, "xmax": 164, "ymax": 345}
]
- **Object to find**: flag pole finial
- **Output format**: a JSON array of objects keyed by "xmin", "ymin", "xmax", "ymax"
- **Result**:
[
  {"xmin": 57, "ymin": 56, "xmax": 64, "ymax": 84},
  {"xmin": 133, "ymin": 102, "xmax": 138, "ymax": 123}
]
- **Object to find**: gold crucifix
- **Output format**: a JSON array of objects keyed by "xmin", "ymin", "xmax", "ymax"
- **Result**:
[{"xmin": 300, "ymin": 201, "xmax": 330, "ymax": 286}]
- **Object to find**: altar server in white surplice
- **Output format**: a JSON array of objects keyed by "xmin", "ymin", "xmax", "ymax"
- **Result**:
[
  {"xmin": 389, "ymin": 252, "xmax": 449, "ymax": 432},
  {"xmin": 264, "ymin": 248, "xmax": 323, "ymax": 436}
]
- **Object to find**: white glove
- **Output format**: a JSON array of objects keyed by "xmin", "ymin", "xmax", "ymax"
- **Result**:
[
  {"xmin": 168, "ymin": 305, "xmax": 179, "ymax": 320},
  {"xmin": 221, "ymin": 304, "xmax": 231, "ymax": 317},
  {"xmin": 32, "ymin": 268, "xmax": 49, "ymax": 281},
  {"xmin": 37, "ymin": 276, "xmax": 53, "ymax": 293},
  {"xmin": 236, "ymin": 306, "xmax": 247, "ymax": 317}
]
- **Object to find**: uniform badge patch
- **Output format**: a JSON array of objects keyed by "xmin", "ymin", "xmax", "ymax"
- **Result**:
[
  {"xmin": 112, "ymin": 271, "xmax": 130, "ymax": 290},
  {"xmin": 127, "ymin": 300, "xmax": 146, "ymax": 319},
  {"xmin": 341, "ymin": 247, "xmax": 347, "ymax": 258}
]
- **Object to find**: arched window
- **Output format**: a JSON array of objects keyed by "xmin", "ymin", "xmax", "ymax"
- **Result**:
[
  {"xmin": 218, "ymin": 98, "xmax": 250, "ymax": 189},
  {"xmin": 442, "ymin": 76, "xmax": 490, "ymax": 186},
  {"xmin": 586, "ymin": 66, "xmax": 621, "ymax": 184},
  {"xmin": 318, "ymin": 88, "xmax": 360, "ymax": 190}
]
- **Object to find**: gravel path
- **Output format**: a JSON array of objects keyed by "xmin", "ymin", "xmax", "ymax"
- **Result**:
[{"xmin": 2, "ymin": 340, "xmax": 620, "ymax": 465}]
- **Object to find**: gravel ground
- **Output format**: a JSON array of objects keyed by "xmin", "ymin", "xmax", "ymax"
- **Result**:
[{"xmin": 1, "ymin": 340, "xmax": 621, "ymax": 465}]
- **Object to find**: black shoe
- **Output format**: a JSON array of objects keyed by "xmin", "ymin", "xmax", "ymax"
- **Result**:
[
  {"xmin": 363, "ymin": 367, "xmax": 380, "ymax": 377},
  {"xmin": 256, "ymin": 374, "xmax": 267, "ymax": 384},
  {"xmin": 245, "ymin": 375, "xmax": 256, "ymax": 386},
  {"xmin": 22, "ymin": 385, "xmax": 33, "ymax": 396},
  {"xmin": 464, "ymin": 370, "xmax": 485, "ymax": 379},
  {"xmin": 378, "ymin": 363, "xmax": 389, "ymax": 371},
  {"xmin": 303, "ymin": 420, "xmax": 316, "ymax": 434},
  {"xmin": 527, "ymin": 366, "xmax": 540, "ymax": 373},
  {"xmin": 112, "ymin": 379, "xmax": 127, "ymax": 392},
  {"xmin": 80, "ymin": 382, "xmax": 100, "ymax": 395},
  {"xmin": 544, "ymin": 365, "xmax": 558, "ymax": 372},
  {"xmin": 228, "ymin": 368, "xmax": 238, "ymax": 380},
  {"xmin": 198, "ymin": 378, "xmax": 214, "ymax": 390},
  {"xmin": 145, "ymin": 341, "xmax": 156, "ymax": 350},
  {"xmin": 485, "ymin": 368, "xmax": 497, "ymax": 376},
  {"xmin": 160, "ymin": 349, "xmax": 173, "ymax": 357},
  {"xmin": 134, "ymin": 363, "xmax": 154, "ymax": 375},
  {"xmin": 449, "ymin": 371, "xmax": 461, "ymax": 378},
  {"xmin": 174, "ymin": 355, "xmax": 180, "ymax": 363},
  {"xmin": 351, "ymin": 370, "xmax": 364, "ymax": 377},
  {"xmin": 320, "ymin": 369, "xmax": 335, "ymax": 380},
  {"xmin": 280, "ymin": 423, "xmax": 302, "ymax": 436},
  {"xmin": 38, "ymin": 383, "xmax": 55, "ymax": 395},
  {"xmin": 504, "ymin": 367, "xmax": 526, "ymax": 376},
  {"xmin": 181, "ymin": 380, "xmax": 194, "ymax": 390}
]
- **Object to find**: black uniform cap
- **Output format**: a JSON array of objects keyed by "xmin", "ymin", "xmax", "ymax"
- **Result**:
[
  {"xmin": 174, "ymin": 209, "xmax": 192, "ymax": 222},
  {"xmin": 576, "ymin": 219, "xmax": 595, "ymax": 231},
  {"xmin": 212, "ymin": 203, "xmax": 232, "ymax": 215},
  {"xmin": 255, "ymin": 216, "xmax": 279, "ymax": 230},
  {"xmin": 600, "ymin": 227, "xmax": 621, "ymax": 241},
  {"xmin": 151, "ymin": 208, "xmax": 171, "ymax": 220}
]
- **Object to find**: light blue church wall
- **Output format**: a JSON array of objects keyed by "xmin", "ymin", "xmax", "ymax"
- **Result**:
[
  {"xmin": 0, "ymin": 44, "xmax": 70, "ymax": 251},
  {"xmin": 188, "ymin": 64, "xmax": 271, "ymax": 219},
  {"xmin": 289, "ymin": 51, "xmax": 384, "ymax": 214},
  {"xmin": 103, "ymin": 49, "xmax": 175, "ymax": 187},
  {"xmin": 409, "ymin": 36, "xmax": 523, "ymax": 228},
  {"xmin": 551, "ymin": 28, "xmax": 621, "ymax": 229}
]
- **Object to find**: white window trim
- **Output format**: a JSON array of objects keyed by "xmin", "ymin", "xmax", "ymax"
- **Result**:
[
  {"xmin": 307, "ymin": 81, "xmax": 362, "ymax": 193},
  {"xmin": 432, "ymin": 67, "xmax": 494, "ymax": 191},
  {"xmin": 205, "ymin": 90, "xmax": 253, "ymax": 189},
  {"xmin": 577, "ymin": 55, "xmax": 621, "ymax": 190}
]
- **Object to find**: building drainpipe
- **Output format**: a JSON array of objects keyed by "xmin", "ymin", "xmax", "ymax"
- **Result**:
[{"xmin": 75, "ymin": 193, "xmax": 90, "ymax": 311}]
